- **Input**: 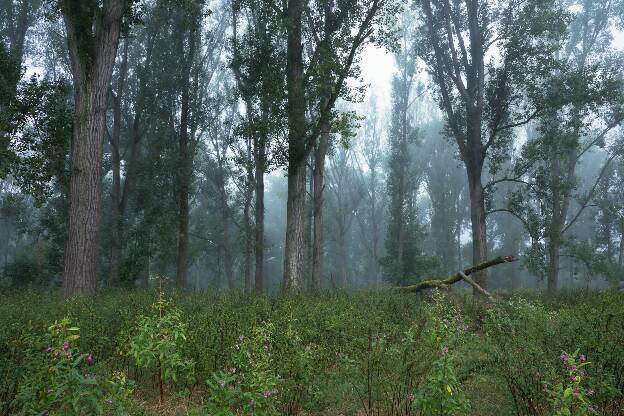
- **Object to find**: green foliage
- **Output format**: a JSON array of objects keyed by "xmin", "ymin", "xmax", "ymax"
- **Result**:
[
  {"xmin": 546, "ymin": 350, "xmax": 597, "ymax": 416},
  {"xmin": 413, "ymin": 292, "xmax": 470, "ymax": 415},
  {"xmin": 204, "ymin": 322, "xmax": 280, "ymax": 415},
  {"xmin": 11, "ymin": 317, "xmax": 133, "ymax": 415},
  {"xmin": 1, "ymin": 290, "xmax": 624, "ymax": 415},
  {"xmin": 123, "ymin": 287, "xmax": 194, "ymax": 397}
]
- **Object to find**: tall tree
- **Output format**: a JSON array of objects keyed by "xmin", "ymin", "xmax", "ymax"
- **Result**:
[
  {"xmin": 60, "ymin": 0, "xmax": 127, "ymax": 297},
  {"xmin": 281, "ymin": 0, "xmax": 394, "ymax": 290},
  {"xmin": 417, "ymin": 0, "xmax": 567, "ymax": 290}
]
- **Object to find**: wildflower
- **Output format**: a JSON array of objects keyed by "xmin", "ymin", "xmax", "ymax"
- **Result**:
[
  {"xmin": 580, "ymin": 354, "xmax": 586, "ymax": 362},
  {"xmin": 442, "ymin": 346, "xmax": 449, "ymax": 354},
  {"xmin": 63, "ymin": 341, "xmax": 69, "ymax": 351},
  {"xmin": 66, "ymin": 351, "xmax": 73, "ymax": 360},
  {"xmin": 86, "ymin": 353, "xmax": 93, "ymax": 365},
  {"xmin": 263, "ymin": 390, "xmax": 272, "ymax": 398},
  {"xmin": 570, "ymin": 375, "xmax": 577, "ymax": 382},
  {"xmin": 53, "ymin": 351, "xmax": 60, "ymax": 359},
  {"xmin": 106, "ymin": 399, "xmax": 113, "ymax": 406},
  {"xmin": 229, "ymin": 367, "xmax": 237, "ymax": 374},
  {"xmin": 569, "ymin": 364, "xmax": 577, "ymax": 372},
  {"xmin": 560, "ymin": 353, "xmax": 569, "ymax": 364},
  {"xmin": 44, "ymin": 346, "xmax": 52, "ymax": 353}
]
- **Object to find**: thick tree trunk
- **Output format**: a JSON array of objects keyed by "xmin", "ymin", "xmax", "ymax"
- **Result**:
[
  {"xmin": 283, "ymin": 0, "xmax": 306, "ymax": 291},
  {"xmin": 311, "ymin": 131, "xmax": 328, "ymax": 290},
  {"xmin": 467, "ymin": 164, "xmax": 488, "ymax": 291},
  {"xmin": 61, "ymin": 0, "xmax": 125, "ymax": 297}
]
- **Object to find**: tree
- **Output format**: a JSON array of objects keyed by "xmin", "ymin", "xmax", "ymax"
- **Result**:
[
  {"xmin": 280, "ymin": 0, "xmax": 396, "ymax": 290},
  {"xmin": 60, "ymin": 0, "xmax": 128, "ymax": 297},
  {"xmin": 491, "ymin": 0, "xmax": 623, "ymax": 291},
  {"xmin": 416, "ymin": 0, "xmax": 567, "ymax": 290}
]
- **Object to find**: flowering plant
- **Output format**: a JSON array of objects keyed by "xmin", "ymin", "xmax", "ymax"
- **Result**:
[
  {"xmin": 204, "ymin": 322, "xmax": 280, "ymax": 415},
  {"xmin": 545, "ymin": 350, "xmax": 597, "ymax": 416},
  {"xmin": 412, "ymin": 293, "xmax": 470, "ymax": 415},
  {"xmin": 12, "ymin": 317, "xmax": 132, "ymax": 415},
  {"xmin": 124, "ymin": 288, "xmax": 194, "ymax": 402}
]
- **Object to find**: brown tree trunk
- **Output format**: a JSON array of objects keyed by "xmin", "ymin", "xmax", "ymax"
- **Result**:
[
  {"xmin": 466, "ymin": 160, "xmax": 488, "ymax": 291},
  {"xmin": 61, "ymin": 0, "xmax": 125, "ymax": 298},
  {"xmin": 283, "ymin": 0, "xmax": 306, "ymax": 291},
  {"xmin": 243, "ymin": 137, "xmax": 254, "ymax": 293},
  {"xmin": 254, "ymin": 135, "xmax": 265, "ymax": 292},
  {"xmin": 311, "ymin": 130, "xmax": 329, "ymax": 290},
  {"xmin": 109, "ymin": 40, "xmax": 129, "ymax": 286},
  {"xmin": 175, "ymin": 26, "xmax": 198, "ymax": 290}
]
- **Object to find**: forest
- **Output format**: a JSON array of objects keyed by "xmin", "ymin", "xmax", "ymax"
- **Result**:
[{"xmin": 1, "ymin": 0, "xmax": 624, "ymax": 414}]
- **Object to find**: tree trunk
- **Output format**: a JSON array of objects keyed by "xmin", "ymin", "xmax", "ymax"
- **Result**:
[
  {"xmin": 109, "ymin": 39, "xmax": 129, "ymax": 286},
  {"xmin": 254, "ymin": 136, "xmax": 265, "ymax": 292},
  {"xmin": 61, "ymin": 0, "xmax": 125, "ymax": 298},
  {"xmin": 283, "ymin": 0, "xmax": 306, "ymax": 291},
  {"xmin": 243, "ymin": 137, "xmax": 254, "ymax": 293},
  {"xmin": 311, "ymin": 130, "xmax": 328, "ymax": 290},
  {"xmin": 175, "ymin": 27, "xmax": 198, "ymax": 290},
  {"xmin": 467, "ymin": 164, "xmax": 488, "ymax": 291}
]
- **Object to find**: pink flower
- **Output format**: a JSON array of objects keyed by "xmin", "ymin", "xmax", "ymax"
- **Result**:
[
  {"xmin": 63, "ymin": 341, "xmax": 69, "ymax": 351},
  {"xmin": 263, "ymin": 390, "xmax": 272, "ymax": 398},
  {"xmin": 86, "ymin": 353, "xmax": 93, "ymax": 365},
  {"xmin": 66, "ymin": 351, "xmax": 73, "ymax": 360},
  {"xmin": 53, "ymin": 351, "xmax": 60, "ymax": 359},
  {"xmin": 579, "ymin": 354, "xmax": 586, "ymax": 362},
  {"xmin": 442, "ymin": 346, "xmax": 449, "ymax": 354},
  {"xmin": 44, "ymin": 346, "xmax": 52, "ymax": 353},
  {"xmin": 560, "ymin": 353, "xmax": 569, "ymax": 364}
]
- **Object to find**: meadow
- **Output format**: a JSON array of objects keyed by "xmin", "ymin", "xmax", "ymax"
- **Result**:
[{"xmin": 1, "ymin": 288, "xmax": 623, "ymax": 415}]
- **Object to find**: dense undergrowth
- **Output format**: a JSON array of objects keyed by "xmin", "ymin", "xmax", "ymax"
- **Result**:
[{"xmin": 1, "ymin": 288, "xmax": 623, "ymax": 415}]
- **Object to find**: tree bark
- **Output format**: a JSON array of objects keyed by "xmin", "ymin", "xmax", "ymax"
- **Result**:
[
  {"xmin": 254, "ymin": 133, "xmax": 266, "ymax": 292},
  {"xmin": 467, "ymin": 164, "xmax": 488, "ymax": 290},
  {"xmin": 311, "ymin": 129, "xmax": 328, "ymax": 290},
  {"xmin": 108, "ymin": 39, "xmax": 129, "ymax": 286},
  {"xmin": 283, "ymin": 0, "xmax": 306, "ymax": 291},
  {"xmin": 61, "ymin": 0, "xmax": 126, "ymax": 297},
  {"xmin": 400, "ymin": 255, "xmax": 516, "ymax": 293},
  {"xmin": 175, "ymin": 24, "xmax": 198, "ymax": 290}
]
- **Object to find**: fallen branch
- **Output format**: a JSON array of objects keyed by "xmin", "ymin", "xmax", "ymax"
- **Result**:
[
  {"xmin": 398, "ymin": 255, "xmax": 517, "ymax": 294},
  {"xmin": 459, "ymin": 272, "xmax": 494, "ymax": 301}
]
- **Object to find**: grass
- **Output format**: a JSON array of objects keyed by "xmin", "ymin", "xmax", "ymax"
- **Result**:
[{"xmin": 1, "ymin": 288, "xmax": 623, "ymax": 415}]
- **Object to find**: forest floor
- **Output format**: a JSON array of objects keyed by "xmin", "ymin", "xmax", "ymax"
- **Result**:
[{"xmin": 1, "ymin": 288, "xmax": 623, "ymax": 415}]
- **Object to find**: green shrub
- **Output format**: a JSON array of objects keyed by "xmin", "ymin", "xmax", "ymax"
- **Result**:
[{"xmin": 12, "ymin": 317, "xmax": 133, "ymax": 415}]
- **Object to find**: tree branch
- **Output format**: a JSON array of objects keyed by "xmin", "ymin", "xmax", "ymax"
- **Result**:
[{"xmin": 398, "ymin": 255, "xmax": 517, "ymax": 293}]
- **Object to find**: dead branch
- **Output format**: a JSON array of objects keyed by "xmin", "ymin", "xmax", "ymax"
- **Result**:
[{"xmin": 398, "ymin": 255, "xmax": 517, "ymax": 294}]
